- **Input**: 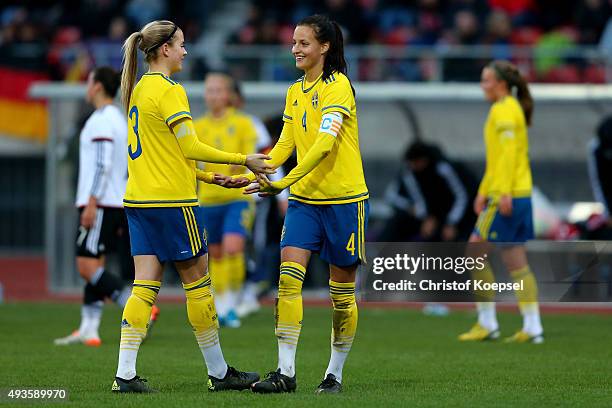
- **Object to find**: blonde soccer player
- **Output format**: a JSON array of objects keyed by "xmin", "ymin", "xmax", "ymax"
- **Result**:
[
  {"xmin": 458, "ymin": 60, "xmax": 544, "ymax": 344},
  {"xmin": 245, "ymin": 14, "xmax": 369, "ymax": 394},
  {"xmin": 111, "ymin": 20, "xmax": 273, "ymax": 393},
  {"xmin": 193, "ymin": 73, "xmax": 257, "ymax": 328}
]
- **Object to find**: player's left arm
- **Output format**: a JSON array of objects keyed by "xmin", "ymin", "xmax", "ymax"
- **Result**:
[
  {"xmin": 437, "ymin": 161, "xmax": 469, "ymax": 225},
  {"xmin": 256, "ymin": 79, "xmax": 351, "ymax": 193}
]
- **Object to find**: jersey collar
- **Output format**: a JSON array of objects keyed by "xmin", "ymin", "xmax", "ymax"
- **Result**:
[{"xmin": 301, "ymin": 72, "xmax": 323, "ymax": 93}]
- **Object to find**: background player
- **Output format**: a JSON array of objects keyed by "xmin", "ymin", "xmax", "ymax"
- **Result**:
[
  {"xmin": 194, "ymin": 72, "xmax": 258, "ymax": 328},
  {"xmin": 230, "ymin": 81, "xmax": 290, "ymax": 318},
  {"xmin": 246, "ymin": 14, "xmax": 368, "ymax": 394},
  {"xmin": 112, "ymin": 20, "xmax": 271, "ymax": 393},
  {"xmin": 54, "ymin": 67, "xmax": 159, "ymax": 347},
  {"xmin": 459, "ymin": 60, "xmax": 544, "ymax": 344}
]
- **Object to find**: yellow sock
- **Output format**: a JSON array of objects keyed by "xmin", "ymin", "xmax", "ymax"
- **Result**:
[
  {"xmin": 276, "ymin": 262, "xmax": 305, "ymax": 346},
  {"xmin": 471, "ymin": 261, "xmax": 496, "ymax": 302},
  {"xmin": 184, "ymin": 275, "xmax": 227, "ymax": 378},
  {"xmin": 510, "ymin": 265, "xmax": 539, "ymax": 313},
  {"xmin": 329, "ymin": 280, "xmax": 358, "ymax": 353},
  {"xmin": 121, "ymin": 280, "xmax": 160, "ymax": 338},
  {"xmin": 210, "ymin": 256, "xmax": 229, "ymax": 295},
  {"xmin": 116, "ymin": 280, "xmax": 160, "ymax": 379},
  {"xmin": 226, "ymin": 252, "xmax": 246, "ymax": 292},
  {"xmin": 184, "ymin": 274, "xmax": 219, "ymax": 334}
]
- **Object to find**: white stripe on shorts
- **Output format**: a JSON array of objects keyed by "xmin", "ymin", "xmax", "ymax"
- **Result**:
[{"xmin": 85, "ymin": 209, "xmax": 104, "ymax": 255}]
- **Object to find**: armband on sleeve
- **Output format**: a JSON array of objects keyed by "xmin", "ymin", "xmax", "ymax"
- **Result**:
[{"xmin": 319, "ymin": 112, "xmax": 343, "ymax": 138}]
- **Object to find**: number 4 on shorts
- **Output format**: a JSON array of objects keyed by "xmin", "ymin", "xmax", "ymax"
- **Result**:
[{"xmin": 346, "ymin": 232, "xmax": 355, "ymax": 256}]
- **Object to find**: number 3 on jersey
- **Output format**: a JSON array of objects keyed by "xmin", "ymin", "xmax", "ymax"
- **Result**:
[{"xmin": 128, "ymin": 105, "xmax": 142, "ymax": 160}]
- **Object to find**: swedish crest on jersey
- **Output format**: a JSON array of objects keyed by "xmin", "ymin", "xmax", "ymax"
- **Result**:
[{"xmin": 311, "ymin": 91, "xmax": 319, "ymax": 109}]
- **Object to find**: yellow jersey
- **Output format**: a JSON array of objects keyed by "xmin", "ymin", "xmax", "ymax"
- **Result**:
[
  {"xmin": 478, "ymin": 95, "xmax": 532, "ymax": 198},
  {"xmin": 123, "ymin": 72, "xmax": 197, "ymax": 208},
  {"xmin": 282, "ymin": 72, "xmax": 368, "ymax": 205},
  {"xmin": 193, "ymin": 107, "xmax": 257, "ymax": 205}
]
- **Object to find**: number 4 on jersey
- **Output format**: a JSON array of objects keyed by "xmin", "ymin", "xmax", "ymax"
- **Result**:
[{"xmin": 302, "ymin": 110, "xmax": 307, "ymax": 133}]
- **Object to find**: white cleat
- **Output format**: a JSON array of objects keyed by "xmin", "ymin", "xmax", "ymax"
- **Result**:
[
  {"xmin": 54, "ymin": 330, "xmax": 84, "ymax": 345},
  {"xmin": 235, "ymin": 299, "xmax": 261, "ymax": 318}
]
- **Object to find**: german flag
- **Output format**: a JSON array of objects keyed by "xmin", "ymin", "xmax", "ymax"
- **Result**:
[{"xmin": 0, "ymin": 67, "xmax": 49, "ymax": 142}]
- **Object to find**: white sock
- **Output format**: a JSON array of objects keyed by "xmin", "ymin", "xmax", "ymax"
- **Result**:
[
  {"xmin": 241, "ymin": 282, "xmax": 258, "ymax": 304},
  {"xmin": 278, "ymin": 342, "xmax": 297, "ymax": 377},
  {"xmin": 215, "ymin": 292, "xmax": 228, "ymax": 317},
  {"xmin": 522, "ymin": 304, "xmax": 543, "ymax": 336},
  {"xmin": 476, "ymin": 302, "xmax": 498, "ymax": 331},
  {"xmin": 78, "ymin": 305, "xmax": 89, "ymax": 334},
  {"xmin": 227, "ymin": 290, "xmax": 239, "ymax": 312},
  {"xmin": 195, "ymin": 327, "xmax": 228, "ymax": 378},
  {"xmin": 325, "ymin": 350, "xmax": 348, "ymax": 383},
  {"xmin": 116, "ymin": 348, "xmax": 139, "ymax": 380},
  {"xmin": 81, "ymin": 302, "xmax": 103, "ymax": 338}
]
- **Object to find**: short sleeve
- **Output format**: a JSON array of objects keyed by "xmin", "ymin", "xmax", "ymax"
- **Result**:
[
  {"xmin": 159, "ymin": 85, "xmax": 192, "ymax": 127},
  {"xmin": 320, "ymin": 75, "xmax": 352, "ymax": 118},
  {"xmin": 282, "ymin": 85, "xmax": 295, "ymax": 123}
]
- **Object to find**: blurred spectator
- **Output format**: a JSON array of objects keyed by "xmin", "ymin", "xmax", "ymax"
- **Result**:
[
  {"xmin": 586, "ymin": 115, "xmax": 612, "ymax": 240},
  {"xmin": 483, "ymin": 10, "xmax": 512, "ymax": 60},
  {"xmin": 488, "ymin": 0, "xmax": 535, "ymax": 26},
  {"xmin": 440, "ymin": 9, "xmax": 484, "ymax": 81},
  {"xmin": 533, "ymin": 28, "xmax": 577, "ymax": 80},
  {"xmin": 1, "ymin": 1, "xmax": 610, "ymax": 82},
  {"xmin": 379, "ymin": 141, "xmax": 477, "ymax": 242},
  {"xmin": 575, "ymin": 0, "xmax": 611, "ymax": 45}
]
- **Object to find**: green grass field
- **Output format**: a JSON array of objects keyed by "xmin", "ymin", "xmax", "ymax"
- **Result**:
[{"xmin": 1, "ymin": 303, "xmax": 611, "ymax": 407}]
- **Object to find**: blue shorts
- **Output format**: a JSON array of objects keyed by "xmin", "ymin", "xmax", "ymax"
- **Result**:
[
  {"xmin": 281, "ymin": 200, "xmax": 369, "ymax": 267},
  {"xmin": 474, "ymin": 197, "xmax": 534, "ymax": 243},
  {"xmin": 200, "ymin": 201, "xmax": 253, "ymax": 245},
  {"xmin": 125, "ymin": 206, "xmax": 208, "ymax": 262}
]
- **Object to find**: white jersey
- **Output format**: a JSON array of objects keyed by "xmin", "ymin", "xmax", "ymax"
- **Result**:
[{"xmin": 76, "ymin": 104, "xmax": 127, "ymax": 208}]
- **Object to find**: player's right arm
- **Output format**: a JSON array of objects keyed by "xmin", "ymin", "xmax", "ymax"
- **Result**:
[
  {"xmin": 170, "ymin": 116, "xmax": 271, "ymax": 174},
  {"xmin": 235, "ymin": 115, "xmax": 296, "ymax": 184}
]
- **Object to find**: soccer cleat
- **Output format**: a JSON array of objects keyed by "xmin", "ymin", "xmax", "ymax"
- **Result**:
[
  {"xmin": 207, "ymin": 366, "xmax": 260, "ymax": 392},
  {"xmin": 251, "ymin": 369, "xmax": 296, "ymax": 394},
  {"xmin": 236, "ymin": 299, "xmax": 261, "ymax": 318},
  {"xmin": 315, "ymin": 374, "xmax": 342, "ymax": 394},
  {"xmin": 54, "ymin": 330, "xmax": 83, "ymax": 346},
  {"xmin": 111, "ymin": 376, "xmax": 156, "ymax": 393},
  {"xmin": 458, "ymin": 323, "xmax": 500, "ymax": 341},
  {"xmin": 503, "ymin": 330, "xmax": 544, "ymax": 344},
  {"xmin": 83, "ymin": 336, "xmax": 102, "ymax": 347},
  {"xmin": 219, "ymin": 310, "xmax": 241, "ymax": 328}
]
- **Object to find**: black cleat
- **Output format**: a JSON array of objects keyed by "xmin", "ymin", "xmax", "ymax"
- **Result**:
[
  {"xmin": 111, "ymin": 376, "xmax": 157, "ymax": 393},
  {"xmin": 251, "ymin": 369, "xmax": 296, "ymax": 393},
  {"xmin": 207, "ymin": 366, "xmax": 260, "ymax": 392},
  {"xmin": 315, "ymin": 374, "xmax": 342, "ymax": 394}
]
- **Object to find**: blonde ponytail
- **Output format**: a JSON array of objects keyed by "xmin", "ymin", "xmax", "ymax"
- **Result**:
[
  {"xmin": 120, "ymin": 31, "xmax": 142, "ymax": 113},
  {"xmin": 119, "ymin": 20, "xmax": 179, "ymax": 113}
]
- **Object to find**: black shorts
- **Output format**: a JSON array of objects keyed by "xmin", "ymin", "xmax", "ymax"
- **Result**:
[{"xmin": 75, "ymin": 207, "xmax": 128, "ymax": 258}]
